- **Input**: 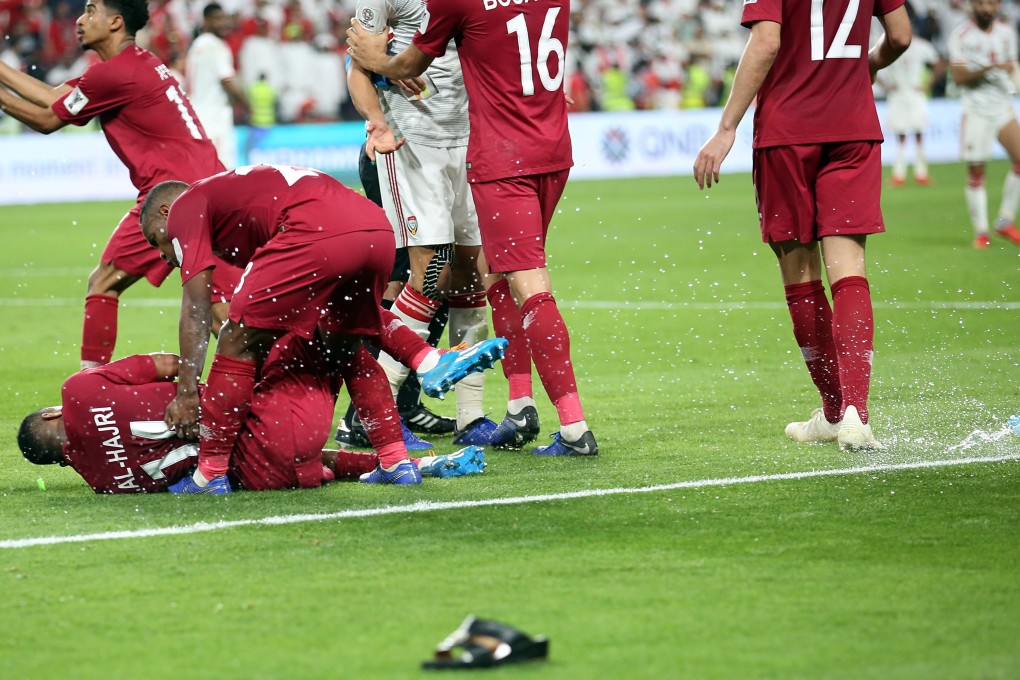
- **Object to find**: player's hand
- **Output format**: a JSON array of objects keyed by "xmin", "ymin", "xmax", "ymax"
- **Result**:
[
  {"xmin": 364, "ymin": 119, "xmax": 405, "ymax": 160},
  {"xmin": 165, "ymin": 391, "xmax": 200, "ymax": 441},
  {"xmin": 346, "ymin": 19, "xmax": 388, "ymax": 65},
  {"xmin": 693, "ymin": 129, "xmax": 735, "ymax": 190},
  {"xmin": 392, "ymin": 77, "xmax": 425, "ymax": 96}
]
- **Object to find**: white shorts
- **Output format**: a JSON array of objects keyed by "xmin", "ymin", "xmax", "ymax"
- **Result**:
[
  {"xmin": 886, "ymin": 91, "xmax": 928, "ymax": 135},
  {"xmin": 376, "ymin": 141, "xmax": 480, "ymax": 248},
  {"xmin": 960, "ymin": 101, "xmax": 1017, "ymax": 163}
]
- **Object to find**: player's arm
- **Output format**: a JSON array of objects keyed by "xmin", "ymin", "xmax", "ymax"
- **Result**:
[
  {"xmin": 693, "ymin": 20, "xmax": 780, "ymax": 190},
  {"xmin": 346, "ymin": 20, "xmax": 434, "ymax": 80},
  {"xmin": 149, "ymin": 353, "xmax": 182, "ymax": 380},
  {"xmin": 869, "ymin": 6, "xmax": 911, "ymax": 81},
  {"xmin": 347, "ymin": 61, "xmax": 404, "ymax": 160},
  {"xmin": 165, "ymin": 269, "xmax": 214, "ymax": 440},
  {"xmin": 0, "ymin": 86, "xmax": 69, "ymax": 133},
  {"xmin": 0, "ymin": 61, "xmax": 72, "ymax": 107},
  {"xmin": 222, "ymin": 76, "xmax": 250, "ymax": 115}
]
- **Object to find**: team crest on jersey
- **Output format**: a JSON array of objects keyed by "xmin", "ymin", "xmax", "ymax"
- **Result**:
[
  {"xmin": 407, "ymin": 215, "xmax": 418, "ymax": 234},
  {"xmin": 63, "ymin": 87, "xmax": 89, "ymax": 115}
]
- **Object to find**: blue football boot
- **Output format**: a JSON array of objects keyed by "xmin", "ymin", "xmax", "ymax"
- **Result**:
[
  {"xmin": 168, "ymin": 473, "xmax": 233, "ymax": 494},
  {"xmin": 418, "ymin": 446, "xmax": 487, "ymax": 478},
  {"xmin": 452, "ymin": 417, "xmax": 499, "ymax": 446},
  {"xmin": 420, "ymin": 338, "xmax": 509, "ymax": 399},
  {"xmin": 489, "ymin": 405, "xmax": 541, "ymax": 449},
  {"xmin": 359, "ymin": 460, "xmax": 423, "ymax": 485},
  {"xmin": 532, "ymin": 431, "xmax": 599, "ymax": 457}
]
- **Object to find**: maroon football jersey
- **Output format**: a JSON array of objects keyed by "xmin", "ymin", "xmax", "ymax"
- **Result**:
[
  {"xmin": 413, "ymin": 0, "xmax": 572, "ymax": 183},
  {"xmin": 166, "ymin": 165, "xmax": 390, "ymax": 285},
  {"xmin": 61, "ymin": 355, "xmax": 194, "ymax": 494},
  {"xmin": 52, "ymin": 45, "xmax": 224, "ymax": 194},
  {"xmin": 742, "ymin": 0, "xmax": 905, "ymax": 148}
]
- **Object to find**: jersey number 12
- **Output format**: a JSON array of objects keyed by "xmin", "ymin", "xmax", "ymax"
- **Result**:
[
  {"xmin": 810, "ymin": 0, "xmax": 863, "ymax": 61},
  {"xmin": 507, "ymin": 8, "xmax": 564, "ymax": 96}
]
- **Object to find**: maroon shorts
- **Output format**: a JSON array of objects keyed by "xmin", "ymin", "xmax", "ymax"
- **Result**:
[
  {"xmin": 101, "ymin": 201, "xmax": 175, "ymax": 286},
  {"xmin": 230, "ymin": 335, "xmax": 340, "ymax": 490},
  {"xmin": 753, "ymin": 142, "xmax": 884, "ymax": 244},
  {"xmin": 470, "ymin": 169, "xmax": 569, "ymax": 273},
  {"xmin": 228, "ymin": 229, "xmax": 393, "ymax": 339}
]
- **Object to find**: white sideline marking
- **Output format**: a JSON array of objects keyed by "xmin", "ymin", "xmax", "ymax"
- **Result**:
[
  {"xmin": 1, "ymin": 298, "xmax": 1019, "ymax": 311},
  {"xmin": 2, "ymin": 453, "xmax": 1017, "ymax": 550}
]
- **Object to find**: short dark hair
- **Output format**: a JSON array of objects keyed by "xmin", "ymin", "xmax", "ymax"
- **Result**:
[
  {"xmin": 104, "ymin": 0, "xmax": 150, "ymax": 36},
  {"xmin": 139, "ymin": 180, "xmax": 189, "ymax": 230},
  {"xmin": 203, "ymin": 3, "xmax": 224, "ymax": 20},
  {"xmin": 17, "ymin": 410, "xmax": 63, "ymax": 466}
]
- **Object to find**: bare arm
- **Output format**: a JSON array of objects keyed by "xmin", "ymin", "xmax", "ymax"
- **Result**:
[
  {"xmin": 346, "ymin": 20, "xmax": 434, "ymax": 80},
  {"xmin": 164, "ymin": 269, "xmax": 213, "ymax": 439},
  {"xmin": 347, "ymin": 61, "xmax": 405, "ymax": 160},
  {"xmin": 0, "ymin": 86, "xmax": 68, "ymax": 133},
  {"xmin": 221, "ymin": 76, "xmax": 250, "ymax": 113},
  {"xmin": 0, "ymin": 61, "xmax": 71, "ymax": 107},
  {"xmin": 149, "ymin": 353, "xmax": 182, "ymax": 380},
  {"xmin": 693, "ymin": 20, "xmax": 780, "ymax": 189},
  {"xmin": 869, "ymin": 6, "xmax": 912, "ymax": 80}
]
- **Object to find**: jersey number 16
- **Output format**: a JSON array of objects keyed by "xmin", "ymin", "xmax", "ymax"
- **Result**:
[{"xmin": 507, "ymin": 8, "xmax": 564, "ymax": 96}]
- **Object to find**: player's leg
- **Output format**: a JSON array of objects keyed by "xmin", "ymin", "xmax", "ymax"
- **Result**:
[
  {"xmin": 173, "ymin": 319, "xmax": 281, "ymax": 493},
  {"xmin": 892, "ymin": 133, "xmax": 908, "ymax": 186},
  {"xmin": 755, "ymin": 145, "xmax": 843, "ymax": 442},
  {"xmin": 913, "ymin": 132, "xmax": 929, "ymax": 185},
  {"xmin": 961, "ymin": 112, "xmax": 995, "ymax": 248},
  {"xmin": 815, "ymin": 141, "xmax": 886, "ymax": 450},
  {"xmin": 82, "ymin": 206, "xmax": 174, "ymax": 369},
  {"xmin": 992, "ymin": 118, "xmax": 1020, "ymax": 245},
  {"xmin": 475, "ymin": 171, "xmax": 596, "ymax": 456}
]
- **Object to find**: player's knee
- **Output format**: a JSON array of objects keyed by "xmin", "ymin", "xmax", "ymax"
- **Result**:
[{"xmin": 967, "ymin": 164, "xmax": 986, "ymax": 185}]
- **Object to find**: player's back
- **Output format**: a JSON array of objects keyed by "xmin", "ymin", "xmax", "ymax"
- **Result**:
[
  {"xmin": 412, "ymin": 0, "xmax": 572, "ymax": 182},
  {"xmin": 61, "ymin": 357, "xmax": 190, "ymax": 493},
  {"xmin": 72, "ymin": 45, "xmax": 224, "ymax": 193},
  {"xmin": 743, "ymin": 0, "xmax": 899, "ymax": 148}
]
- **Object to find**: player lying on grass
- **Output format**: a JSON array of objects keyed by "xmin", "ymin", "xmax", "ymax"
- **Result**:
[
  {"xmin": 139, "ymin": 164, "xmax": 504, "ymax": 492},
  {"xmin": 16, "ymin": 340, "xmax": 486, "ymax": 495}
]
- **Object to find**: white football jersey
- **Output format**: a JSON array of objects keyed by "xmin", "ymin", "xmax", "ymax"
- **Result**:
[
  {"xmin": 354, "ymin": 0, "xmax": 469, "ymax": 147},
  {"xmin": 948, "ymin": 18, "xmax": 1018, "ymax": 111},
  {"xmin": 883, "ymin": 37, "xmax": 938, "ymax": 95},
  {"xmin": 185, "ymin": 32, "xmax": 235, "ymax": 129}
]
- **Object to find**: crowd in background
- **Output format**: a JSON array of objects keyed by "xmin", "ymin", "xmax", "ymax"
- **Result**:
[{"xmin": 1, "ymin": 0, "xmax": 1018, "ymax": 127}]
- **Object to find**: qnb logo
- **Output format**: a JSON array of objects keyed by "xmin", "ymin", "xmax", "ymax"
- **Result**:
[{"xmin": 602, "ymin": 127, "xmax": 629, "ymax": 164}]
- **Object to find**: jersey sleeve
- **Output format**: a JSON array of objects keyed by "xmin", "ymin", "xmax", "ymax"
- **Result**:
[
  {"xmin": 93, "ymin": 355, "xmax": 161, "ymax": 385},
  {"xmin": 52, "ymin": 60, "xmax": 135, "ymax": 126},
  {"xmin": 874, "ymin": 0, "xmax": 906, "ymax": 17},
  {"xmin": 355, "ymin": 0, "xmax": 389, "ymax": 35},
  {"xmin": 741, "ymin": 0, "xmax": 782, "ymax": 28},
  {"xmin": 947, "ymin": 28, "xmax": 969, "ymax": 65},
  {"xmin": 412, "ymin": 0, "xmax": 462, "ymax": 59},
  {"xmin": 213, "ymin": 40, "xmax": 236, "ymax": 81},
  {"xmin": 166, "ymin": 189, "xmax": 219, "ymax": 285}
]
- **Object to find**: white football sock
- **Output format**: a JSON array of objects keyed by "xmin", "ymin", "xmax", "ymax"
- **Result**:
[
  {"xmin": 965, "ymin": 184, "xmax": 988, "ymax": 235},
  {"xmin": 997, "ymin": 171, "xmax": 1020, "ymax": 225},
  {"xmin": 448, "ymin": 303, "xmax": 489, "ymax": 430}
]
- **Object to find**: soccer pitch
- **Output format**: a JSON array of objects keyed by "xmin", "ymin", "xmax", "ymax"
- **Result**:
[{"xmin": 1, "ymin": 164, "xmax": 1018, "ymax": 678}]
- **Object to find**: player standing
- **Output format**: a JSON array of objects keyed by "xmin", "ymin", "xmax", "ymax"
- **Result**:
[
  {"xmin": 347, "ymin": 0, "xmax": 598, "ymax": 456},
  {"xmin": 185, "ymin": 2, "xmax": 250, "ymax": 169},
  {"xmin": 140, "ymin": 165, "xmax": 422, "ymax": 491},
  {"xmin": 0, "ymin": 0, "xmax": 224, "ymax": 371},
  {"xmin": 347, "ymin": 0, "xmax": 497, "ymax": 446},
  {"xmin": 693, "ymin": 0, "xmax": 911, "ymax": 450},
  {"xmin": 877, "ymin": 35, "xmax": 939, "ymax": 186},
  {"xmin": 947, "ymin": 0, "xmax": 1020, "ymax": 249}
]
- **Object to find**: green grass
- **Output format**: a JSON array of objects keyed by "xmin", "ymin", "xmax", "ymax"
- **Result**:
[{"xmin": 1, "ymin": 163, "xmax": 1018, "ymax": 679}]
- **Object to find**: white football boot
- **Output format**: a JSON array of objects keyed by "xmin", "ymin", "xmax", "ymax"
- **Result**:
[
  {"xmin": 837, "ymin": 405, "xmax": 884, "ymax": 451},
  {"xmin": 785, "ymin": 408, "xmax": 840, "ymax": 443}
]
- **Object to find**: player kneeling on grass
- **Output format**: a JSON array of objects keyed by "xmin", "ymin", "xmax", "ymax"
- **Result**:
[
  {"xmin": 16, "ymin": 345, "xmax": 486, "ymax": 495},
  {"xmin": 139, "ymin": 164, "xmax": 440, "ymax": 491}
]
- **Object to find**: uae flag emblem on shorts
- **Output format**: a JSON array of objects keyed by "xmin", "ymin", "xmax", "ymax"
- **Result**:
[{"xmin": 407, "ymin": 215, "xmax": 418, "ymax": 234}]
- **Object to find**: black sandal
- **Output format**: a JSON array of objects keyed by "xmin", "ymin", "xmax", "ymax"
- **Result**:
[{"xmin": 421, "ymin": 616, "xmax": 549, "ymax": 670}]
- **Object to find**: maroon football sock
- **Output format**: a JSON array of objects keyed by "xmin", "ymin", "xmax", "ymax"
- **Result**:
[
  {"xmin": 784, "ymin": 280, "xmax": 842, "ymax": 423},
  {"xmin": 331, "ymin": 449, "xmax": 380, "ymax": 480},
  {"xmin": 81, "ymin": 294, "xmax": 119, "ymax": 365},
  {"xmin": 341, "ymin": 345, "xmax": 405, "ymax": 466},
  {"xmin": 486, "ymin": 278, "xmax": 533, "ymax": 400},
  {"xmin": 377, "ymin": 306, "xmax": 432, "ymax": 368},
  {"xmin": 520, "ymin": 292, "xmax": 584, "ymax": 424},
  {"xmin": 198, "ymin": 354, "xmax": 257, "ymax": 480},
  {"xmin": 831, "ymin": 276, "xmax": 874, "ymax": 424}
]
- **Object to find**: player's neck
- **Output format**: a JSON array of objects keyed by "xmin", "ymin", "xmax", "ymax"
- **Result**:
[{"xmin": 95, "ymin": 35, "xmax": 135, "ymax": 62}]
